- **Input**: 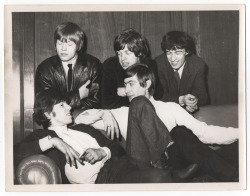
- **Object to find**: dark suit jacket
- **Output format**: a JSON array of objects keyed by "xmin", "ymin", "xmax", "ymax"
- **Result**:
[
  {"xmin": 101, "ymin": 56, "xmax": 158, "ymax": 109},
  {"xmin": 154, "ymin": 53, "xmax": 208, "ymax": 106},
  {"xmin": 14, "ymin": 124, "xmax": 126, "ymax": 184},
  {"xmin": 35, "ymin": 52, "xmax": 101, "ymax": 110}
]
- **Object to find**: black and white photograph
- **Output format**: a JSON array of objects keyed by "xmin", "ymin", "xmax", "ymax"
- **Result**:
[{"xmin": 3, "ymin": 3, "xmax": 246, "ymax": 192}]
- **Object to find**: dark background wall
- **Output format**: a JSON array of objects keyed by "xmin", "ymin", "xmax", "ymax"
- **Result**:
[{"xmin": 12, "ymin": 11, "xmax": 239, "ymax": 144}]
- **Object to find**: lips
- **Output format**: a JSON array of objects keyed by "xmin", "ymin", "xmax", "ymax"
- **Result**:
[{"xmin": 60, "ymin": 53, "xmax": 68, "ymax": 57}]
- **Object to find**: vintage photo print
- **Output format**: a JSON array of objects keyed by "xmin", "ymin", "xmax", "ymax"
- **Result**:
[{"xmin": 4, "ymin": 4, "xmax": 246, "ymax": 191}]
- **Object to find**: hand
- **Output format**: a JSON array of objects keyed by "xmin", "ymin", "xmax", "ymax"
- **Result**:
[
  {"xmin": 49, "ymin": 137, "xmax": 81, "ymax": 168},
  {"xmin": 80, "ymin": 148, "xmax": 106, "ymax": 164},
  {"xmin": 117, "ymin": 87, "xmax": 126, "ymax": 97},
  {"xmin": 79, "ymin": 80, "xmax": 91, "ymax": 99},
  {"xmin": 183, "ymin": 94, "xmax": 198, "ymax": 113},
  {"xmin": 185, "ymin": 105, "xmax": 198, "ymax": 113},
  {"xmin": 101, "ymin": 110, "xmax": 120, "ymax": 140}
]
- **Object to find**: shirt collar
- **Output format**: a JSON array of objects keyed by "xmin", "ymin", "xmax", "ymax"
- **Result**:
[
  {"xmin": 61, "ymin": 53, "xmax": 78, "ymax": 69},
  {"xmin": 175, "ymin": 62, "xmax": 186, "ymax": 78},
  {"xmin": 48, "ymin": 125, "xmax": 68, "ymax": 134}
]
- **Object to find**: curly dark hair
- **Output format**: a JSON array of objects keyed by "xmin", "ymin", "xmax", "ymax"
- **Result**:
[
  {"xmin": 161, "ymin": 31, "xmax": 196, "ymax": 56},
  {"xmin": 114, "ymin": 28, "xmax": 150, "ymax": 62},
  {"xmin": 33, "ymin": 89, "xmax": 66, "ymax": 129}
]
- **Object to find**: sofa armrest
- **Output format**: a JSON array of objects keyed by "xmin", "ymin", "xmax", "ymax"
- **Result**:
[{"xmin": 16, "ymin": 154, "xmax": 62, "ymax": 184}]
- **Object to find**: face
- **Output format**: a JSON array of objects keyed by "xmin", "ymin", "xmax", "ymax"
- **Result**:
[
  {"xmin": 56, "ymin": 39, "xmax": 78, "ymax": 63},
  {"xmin": 117, "ymin": 45, "xmax": 140, "ymax": 70},
  {"xmin": 124, "ymin": 75, "xmax": 147, "ymax": 102},
  {"xmin": 166, "ymin": 48, "xmax": 188, "ymax": 70},
  {"xmin": 48, "ymin": 101, "xmax": 73, "ymax": 126}
]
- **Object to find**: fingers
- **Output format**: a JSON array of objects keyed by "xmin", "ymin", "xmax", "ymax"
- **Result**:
[
  {"xmin": 83, "ymin": 80, "xmax": 91, "ymax": 87},
  {"xmin": 186, "ymin": 105, "xmax": 195, "ymax": 113},
  {"xmin": 104, "ymin": 121, "xmax": 111, "ymax": 138},
  {"xmin": 81, "ymin": 149, "xmax": 98, "ymax": 164},
  {"xmin": 113, "ymin": 120, "xmax": 120, "ymax": 139}
]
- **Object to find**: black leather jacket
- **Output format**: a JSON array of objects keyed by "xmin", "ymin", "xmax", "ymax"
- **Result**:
[{"xmin": 35, "ymin": 52, "xmax": 101, "ymax": 110}]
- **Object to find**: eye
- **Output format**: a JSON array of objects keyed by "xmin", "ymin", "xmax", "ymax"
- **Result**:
[
  {"xmin": 57, "ymin": 41, "xmax": 63, "ymax": 45},
  {"xmin": 67, "ymin": 41, "xmax": 74, "ymax": 46},
  {"xmin": 176, "ymin": 51, "xmax": 183, "ymax": 55}
]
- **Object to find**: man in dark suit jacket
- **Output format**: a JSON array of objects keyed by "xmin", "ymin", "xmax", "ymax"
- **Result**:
[{"xmin": 154, "ymin": 31, "xmax": 208, "ymax": 113}]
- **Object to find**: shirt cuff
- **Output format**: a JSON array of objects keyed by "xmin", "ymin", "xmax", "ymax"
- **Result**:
[
  {"xmin": 39, "ymin": 136, "xmax": 53, "ymax": 152},
  {"xmin": 179, "ymin": 96, "xmax": 185, "ymax": 106},
  {"xmin": 100, "ymin": 147, "xmax": 111, "ymax": 160}
]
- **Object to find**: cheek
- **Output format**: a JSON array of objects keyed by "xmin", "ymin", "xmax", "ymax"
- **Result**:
[
  {"xmin": 56, "ymin": 45, "xmax": 60, "ymax": 52},
  {"xmin": 69, "ymin": 47, "xmax": 77, "ymax": 54},
  {"xmin": 118, "ymin": 55, "xmax": 122, "ymax": 62},
  {"xmin": 129, "ymin": 56, "xmax": 138, "ymax": 64}
]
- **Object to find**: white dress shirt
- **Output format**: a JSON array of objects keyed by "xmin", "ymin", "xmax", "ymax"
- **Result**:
[
  {"xmin": 75, "ymin": 97, "xmax": 238, "ymax": 145},
  {"xmin": 39, "ymin": 125, "xmax": 111, "ymax": 184}
]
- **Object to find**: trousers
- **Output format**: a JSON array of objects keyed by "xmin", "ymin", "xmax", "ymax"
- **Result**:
[
  {"xmin": 125, "ymin": 96, "xmax": 238, "ymax": 181},
  {"xmin": 168, "ymin": 126, "xmax": 238, "ymax": 181},
  {"xmin": 126, "ymin": 96, "xmax": 174, "ymax": 168}
]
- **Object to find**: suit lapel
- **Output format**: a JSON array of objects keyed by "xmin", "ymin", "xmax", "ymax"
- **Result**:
[
  {"xmin": 179, "ymin": 60, "xmax": 191, "ymax": 94},
  {"xmin": 164, "ymin": 55, "xmax": 178, "ymax": 90}
]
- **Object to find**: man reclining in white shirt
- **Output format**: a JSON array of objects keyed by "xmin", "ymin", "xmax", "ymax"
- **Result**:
[{"xmin": 75, "ymin": 63, "xmax": 239, "ymax": 182}]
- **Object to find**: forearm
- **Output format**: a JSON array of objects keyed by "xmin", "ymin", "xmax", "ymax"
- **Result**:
[{"xmin": 172, "ymin": 105, "xmax": 238, "ymax": 144}]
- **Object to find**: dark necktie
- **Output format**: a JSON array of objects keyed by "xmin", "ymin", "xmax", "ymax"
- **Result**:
[
  {"xmin": 174, "ymin": 69, "xmax": 180, "ymax": 90},
  {"xmin": 67, "ymin": 64, "xmax": 72, "ymax": 91}
]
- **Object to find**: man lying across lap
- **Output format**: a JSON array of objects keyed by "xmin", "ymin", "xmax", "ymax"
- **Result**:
[{"xmin": 14, "ymin": 89, "xmax": 197, "ymax": 184}]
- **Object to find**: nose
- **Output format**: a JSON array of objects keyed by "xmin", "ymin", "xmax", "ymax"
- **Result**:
[
  {"xmin": 125, "ymin": 85, "xmax": 130, "ymax": 94},
  {"xmin": 62, "ymin": 42, "xmax": 67, "ymax": 51},
  {"xmin": 170, "ymin": 52, "xmax": 176, "ymax": 61},
  {"xmin": 65, "ymin": 103, "xmax": 72, "ymax": 111},
  {"xmin": 121, "ymin": 53, "xmax": 127, "ymax": 61}
]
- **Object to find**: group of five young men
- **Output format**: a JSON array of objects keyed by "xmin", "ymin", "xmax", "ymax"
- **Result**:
[{"xmin": 14, "ymin": 22, "xmax": 239, "ymax": 184}]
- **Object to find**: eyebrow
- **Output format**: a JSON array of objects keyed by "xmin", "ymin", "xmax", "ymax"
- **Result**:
[
  {"xmin": 57, "ymin": 39, "xmax": 73, "ymax": 43},
  {"xmin": 166, "ymin": 49, "xmax": 184, "ymax": 51},
  {"xmin": 124, "ymin": 80, "xmax": 136, "ymax": 85}
]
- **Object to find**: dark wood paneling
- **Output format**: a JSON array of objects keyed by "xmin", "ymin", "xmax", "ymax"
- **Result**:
[
  {"xmin": 12, "ymin": 11, "xmax": 240, "ymax": 143},
  {"xmin": 23, "ymin": 13, "xmax": 35, "ymax": 136},
  {"xmin": 142, "ymin": 11, "xmax": 172, "ymax": 59},
  {"xmin": 12, "ymin": 12, "xmax": 24, "ymax": 144},
  {"xmin": 199, "ymin": 11, "xmax": 239, "ymax": 105}
]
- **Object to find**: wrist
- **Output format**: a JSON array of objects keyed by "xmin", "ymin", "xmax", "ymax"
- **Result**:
[{"xmin": 100, "ymin": 147, "xmax": 111, "ymax": 160}]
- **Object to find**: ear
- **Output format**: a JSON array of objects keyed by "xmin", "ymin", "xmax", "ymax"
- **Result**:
[
  {"xmin": 145, "ymin": 80, "xmax": 152, "ymax": 90},
  {"xmin": 44, "ymin": 112, "xmax": 52, "ymax": 120}
]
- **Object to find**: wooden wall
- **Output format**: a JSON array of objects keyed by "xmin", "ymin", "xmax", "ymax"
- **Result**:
[{"xmin": 12, "ymin": 11, "xmax": 239, "ymax": 144}]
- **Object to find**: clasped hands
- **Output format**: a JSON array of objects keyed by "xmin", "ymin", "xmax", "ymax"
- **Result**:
[
  {"xmin": 49, "ymin": 137, "xmax": 106, "ymax": 168},
  {"xmin": 182, "ymin": 94, "xmax": 199, "ymax": 113}
]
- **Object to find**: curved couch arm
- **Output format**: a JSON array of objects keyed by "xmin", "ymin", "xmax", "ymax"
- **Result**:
[{"xmin": 16, "ymin": 154, "xmax": 62, "ymax": 184}]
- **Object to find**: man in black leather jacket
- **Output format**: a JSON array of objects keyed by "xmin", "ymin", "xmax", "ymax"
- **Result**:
[{"xmin": 35, "ymin": 22, "xmax": 101, "ymax": 110}]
